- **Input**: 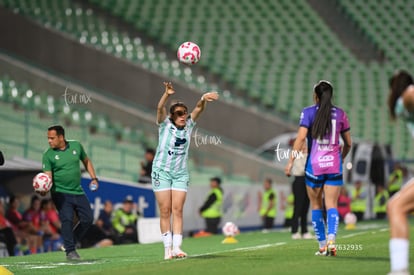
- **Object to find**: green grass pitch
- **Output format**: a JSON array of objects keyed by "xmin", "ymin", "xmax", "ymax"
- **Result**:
[{"xmin": 1, "ymin": 219, "xmax": 413, "ymax": 275}]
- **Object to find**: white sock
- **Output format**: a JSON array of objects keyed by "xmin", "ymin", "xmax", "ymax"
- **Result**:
[
  {"xmin": 161, "ymin": 231, "xmax": 172, "ymax": 250},
  {"xmin": 319, "ymin": 240, "xmax": 327, "ymax": 249},
  {"xmin": 327, "ymin": 234, "xmax": 335, "ymax": 243},
  {"xmin": 173, "ymin": 234, "xmax": 183, "ymax": 250},
  {"xmin": 390, "ymin": 238, "xmax": 409, "ymax": 271}
]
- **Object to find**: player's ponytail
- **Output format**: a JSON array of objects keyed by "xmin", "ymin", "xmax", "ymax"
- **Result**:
[
  {"xmin": 388, "ymin": 70, "xmax": 413, "ymax": 120},
  {"xmin": 311, "ymin": 80, "xmax": 333, "ymax": 140}
]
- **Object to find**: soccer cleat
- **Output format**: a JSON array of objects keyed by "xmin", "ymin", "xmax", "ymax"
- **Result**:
[
  {"xmin": 326, "ymin": 241, "xmax": 337, "ymax": 256},
  {"xmin": 314, "ymin": 247, "xmax": 327, "ymax": 256},
  {"xmin": 172, "ymin": 248, "xmax": 187, "ymax": 258},
  {"xmin": 164, "ymin": 248, "xmax": 173, "ymax": 260},
  {"xmin": 291, "ymin": 233, "xmax": 301, "ymax": 240},
  {"xmin": 66, "ymin": 250, "xmax": 81, "ymax": 261}
]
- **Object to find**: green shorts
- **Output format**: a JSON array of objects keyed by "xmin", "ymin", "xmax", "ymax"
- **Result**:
[{"xmin": 151, "ymin": 167, "xmax": 189, "ymax": 192}]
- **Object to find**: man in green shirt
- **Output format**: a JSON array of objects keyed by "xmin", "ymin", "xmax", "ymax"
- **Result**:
[{"xmin": 42, "ymin": 125, "xmax": 98, "ymax": 260}]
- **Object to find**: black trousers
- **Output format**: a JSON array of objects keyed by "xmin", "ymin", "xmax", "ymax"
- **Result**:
[
  {"xmin": 205, "ymin": 217, "xmax": 221, "ymax": 234},
  {"xmin": 291, "ymin": 176, "xmax": 310, "ymax": 234},
  {"xmin": 263, "ymin": 216, "xmax": 275, "ymax": 229},
  {"xmin": 52, "ymin": 192, "xmax": 93, "ymax": 254},
  {"xmin": 0, "ymin": 227, "xmax": 17, "ymax": 256}
]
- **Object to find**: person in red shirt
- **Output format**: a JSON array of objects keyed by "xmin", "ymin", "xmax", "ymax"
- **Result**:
[
  {"xmin": 0, "ymin": 200, "xmax": 17, "ymax": 256},
  {"xmin": 22, "ymin": 195, "xmax": 43, "ymax": 253},
  {"xmin": 6, "ymin": 196, "xmax": 39, "ymax": 255},
  {"xmin": 40, "ymin": 199, "xmax": 63, "ymax": 252},
  {"xmin": 337, "ymin": 187, "xmax": 351, "ymax": 222}
]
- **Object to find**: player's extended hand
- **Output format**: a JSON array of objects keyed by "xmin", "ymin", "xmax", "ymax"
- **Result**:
[
  {"xmin": 36, "ymin": 191, "xmax": 48, "ymax": 197},
  {"xmin": 89, "ymin": 179, "xmax": 99, "ymax": 192},
  {"xmin": 284, "ymin": 161, "xmax": 293, "ymax": 177},
  {"xmin": 202, "ymin": 91, "xmax": 219, "ymax": 102},
  {"xmin": 163, "ymin": 81, "xmax": 175, "ymax": 95}
]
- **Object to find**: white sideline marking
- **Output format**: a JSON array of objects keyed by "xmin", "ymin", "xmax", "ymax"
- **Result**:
[
  {"xmin": 340, "ymin": 227, "xmax": 388, "ymax": 239},
  {"xmin": 5, "ymin": 243, "xmax": 287, "ymax": 269},
  {"xmin": 3, "ymin": 261, "xmax": 98, "ymax": 270},
  {"xmin": 190, "ymin": 242, "xmax": 287, "ymax": 258}
]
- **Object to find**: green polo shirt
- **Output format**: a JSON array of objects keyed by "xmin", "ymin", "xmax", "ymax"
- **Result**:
[{"xmin": 42, "ymin": 140, "xmax": 86, "ymax": 195}]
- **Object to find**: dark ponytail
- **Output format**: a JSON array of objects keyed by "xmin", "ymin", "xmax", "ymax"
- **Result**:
[
  {"xmin": 388, "ymin": 70, "xmax": 413, "ymax": 120},
  {"xmin": 311, "ymin": 80, "xmax": 333, "ymax": 140}
]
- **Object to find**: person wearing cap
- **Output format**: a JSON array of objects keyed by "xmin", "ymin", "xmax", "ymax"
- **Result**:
[
  {"xmin": 199, "ymin": 177, "xmax": 223, "ymax": 235},
  {"xmin": 152, "ymin": 81, "xmax": 219, "ymax": 259},
  {"xmin": 112, "ymin": 195, "xmax": 139, "ymax": 244}
]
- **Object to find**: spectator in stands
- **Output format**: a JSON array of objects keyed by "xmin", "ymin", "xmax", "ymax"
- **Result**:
[
  {"xmin": 386, "ymin": 70, "xmax": 414, "ymax": 274},
  {"xmin": 198, "ymin": 177, "xmax": 223, "ymax": 235},
  {"xmin": 22, "ymin": 195, "xmax": 43, "ymax": 254},
  {"xmin": 0, "ymin": 200, "xmax": 17, "ymax": 257},
  {"xmin": 350, "ymin": 180, "xmax": 367, "ymax": 222},
  {"xmin": 6, "ymin": 196, "xmax": 39, "ymax": 255},
  {"xmin": 258, "ymin": 178, "xmax": 277, "ymax": 232},
  {"xmin": 152, "ymin": 81, "xmax": 218, "ymax": 259},
  {"xmin": 337, "ymin": 186, "xmax": 351, "ymax": 222},
  {"xmin": 374, "ymin": 185, "xmax": 389, "ymax": 220},
  {"xmin": 6, "ymin": 196, "xmax": 24, "ymax": 231},
  {"xmin": 42, "ymin": 125, "xmax": 98, "ymax": 260},
  {"xmin": 96, "ymin": 200, "xmax": 116, "ymax": 241},
  {"xmin": 39, "ymin": 198, "xmax": 63, "ymax": 252},
  {"xmin": 289, "ymin": 141, "xmax": 312, "ymax": 240},
  {"xmin": 285, "ymin": 80, "xmax": 352, "ymax": 256},
  {"xmin": 80, "ymin": 224, "xmax": 113, "ymax": 249},
  {"xmin": 138, "ymin": 148, "xmax": 155, "ymax": 184},
  {"xmin": 112, "ymin": 195, "xmax": 139, "ymax": 244}
]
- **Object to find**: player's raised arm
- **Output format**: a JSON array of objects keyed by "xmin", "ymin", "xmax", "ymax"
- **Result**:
[
  {"xmin": 191, "ymin": 91, "xmax": 219, "ymax": 121},
  {"xmin": 156, "ymin": 82, "xmax": 175, "ymax": 124}
]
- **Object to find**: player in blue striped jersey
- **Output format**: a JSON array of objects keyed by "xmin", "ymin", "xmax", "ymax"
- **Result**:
[{"xmin": 152, "ymin": 81, "xmax": 218, "ymax": 259}]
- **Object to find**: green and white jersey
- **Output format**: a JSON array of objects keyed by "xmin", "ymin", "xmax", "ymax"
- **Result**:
[
  {"xmin": 153, "ymin": 117, "xmax": 196, "ymax": 172},
  {"xmin": 42, "ymin": 140, "xmax": 87, "ymax": 195}
]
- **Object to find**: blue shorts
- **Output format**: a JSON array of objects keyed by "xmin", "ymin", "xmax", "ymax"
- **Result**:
[
  {"xmin": 305, "ymin": 172, "xmax": 343, "ymax": 188},
  {"xmin": 151, "ymin": 167, "xmax": 189, "ymax": 192}
]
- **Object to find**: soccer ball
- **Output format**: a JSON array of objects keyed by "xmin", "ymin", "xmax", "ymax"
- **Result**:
[
  {"xmin": 344, "ymin": 212, "xmax": 357, "ymax": 225},
  {"xmin": 222, "ymin": 222, "xmax": 239, "ymax": 237},
  {"xmin": 177, "ymin": 41, "xmax": 201, "ymax": 65},
  {"xmin": 33, "ymin": 172, "xmax": 53, "ymax": 192}
]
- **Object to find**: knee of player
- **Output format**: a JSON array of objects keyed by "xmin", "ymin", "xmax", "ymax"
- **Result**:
[
  {"xmin": 159, "ymin": 207, "xmax": 172, "ymax": 217},
  {"xmin": 386, "ymin": 198, "xmax": 398, "ymax": 215}
]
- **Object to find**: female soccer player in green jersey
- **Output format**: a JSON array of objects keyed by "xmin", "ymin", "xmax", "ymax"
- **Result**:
[
  {"xmin": 152, "ymin": 81, "xmax": 218, "ymax": 259},
  {"xmin": 387, "ymin": 70, "xmax": 414, "ymax": 275}
]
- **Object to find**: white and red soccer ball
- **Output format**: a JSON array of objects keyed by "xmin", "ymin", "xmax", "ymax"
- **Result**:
[
  {"xmin": 177, "ymin": 41, "xmax": 201, "ymax": 65},
  {"xmin": 344, "ymin": 212, "xmax": 357, "ymax": 225},
  {"xmin": 222, "ymin": 221, "xmax": 239, "ymax": 237},
  {"xmin": 33, "ymin": 172, "xmax": 53, "ymax": 192}
]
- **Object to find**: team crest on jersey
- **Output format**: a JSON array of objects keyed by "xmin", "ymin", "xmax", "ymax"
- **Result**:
[
  {"xmin": 73, "ymin": 150, "xmax": 77, "ymax": 155},
  {"xmin": 55, "ymin": 155, "xmax": 60, "ymax": 160}
]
